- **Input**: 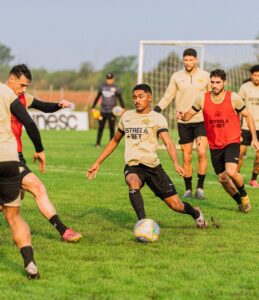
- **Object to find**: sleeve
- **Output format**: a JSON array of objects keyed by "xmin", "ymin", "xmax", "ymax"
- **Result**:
[
  {"xmin": 10, "ymin": 99, "xmax": 44, "ymax": 152},
  {"xmin": 2, "ymin": 84, "xmax": 17, "ymax": 105},
  {"xmin": 156, "ymin": 114, "xmax": 169, "ymax": 136},
  {"xmin": 29, "ymin": 98, "xmax": 61, "ymax": 112},
  {"xmin": 92, "ymin": 88, "xmax": 102, "ymax": 108},
  {"xmin": 157, "ymin": 73, "xmax": 177, "ymax": 111},
  {"xmin": 192, "ymin": 93, "xmax": 204, "ymax": 112},
  {"xmin": 117, "ymin": 114, "xmax": 125, "ymax": 133},
  {"xmin": 231, "ymin": 92, "xmax": 246, "ymax": 113},
  {"xmin": 116, "ymin": 88, "xmax": 125, "ymax": 108},
  {"xmin": 25, "ymin": 93, "xmax": 35, "ymax": 108},
  {"xmin": 206, "ymin": 73, "xmax": 211, "ymax": 91}
]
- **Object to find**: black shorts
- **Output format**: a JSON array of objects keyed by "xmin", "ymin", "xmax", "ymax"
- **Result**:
[
  {"xmin": 210, "ymin": 143, "xmax": 240, "ymax": 175},
  {"xmin": 241, "ymin": 130, "xmax": 259, "ymax": 146},
  {"xmin": 124, "ymin": 164, "xmax": 177, "ymax": 200},
  {"xmin": 178, "ymin": 122, "xmax": 206, "ymax": 144},
  {"xmin": 18, "ymin": 152, "xmax": 32, "ymax": 180},
  {"xmin": 0, "ymin": 161, "xmax": 21, "ymax": 205}
]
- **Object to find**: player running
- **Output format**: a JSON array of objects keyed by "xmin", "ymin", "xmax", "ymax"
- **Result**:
[
  {"xmin": 177, "ymin": 69, "xmax": 259, "ymax": 213},
  {"xmin": 0, "ymin": 82, "xmax": 45, "ymax": 278},
  {"xmin": 7, "ymin": 64, "xmax": 82, "ymax": 242},
  {"xmin": 87, "ymin": 84, "xmax": 207, "ymax": 228}
]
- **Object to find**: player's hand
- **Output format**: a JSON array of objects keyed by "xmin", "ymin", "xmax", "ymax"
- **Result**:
[
  {"xmin": 174, "ymin": 164, "xmax": 185, "ymax": 177},
  {"xmin": 58, "ymin": 99, "xmax": 72, "ymax": 108},
  {"xmin": 251, "ymin": 139, "xmax": 259, "ymax": 151},
  {"xmin": 86, "ymin": 162, "xmax": 100, "ymax": 180},
  {"xmin": 176, "ymin": 111, "xmax": 184, "ymax": 120},
  {"xmin": 33, "ymin": 151, "xmax": 46, "ymax": 174}
]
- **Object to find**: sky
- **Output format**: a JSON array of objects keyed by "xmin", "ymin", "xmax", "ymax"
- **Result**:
[{"xmin": 0, "ymin": 0, "xmax": 258, "ymax": 71}]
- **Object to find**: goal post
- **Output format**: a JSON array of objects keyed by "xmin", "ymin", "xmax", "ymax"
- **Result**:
[{"xmin": 138, "ymin": 40, "xmax": 259, "ymax": 128}]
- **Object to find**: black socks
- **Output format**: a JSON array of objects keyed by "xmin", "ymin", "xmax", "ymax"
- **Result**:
[
  {"xmin": 129, "ymin": 189, "xmax": 146, "ymax": 220},
  {"xmin": 184, "ymin": 176, "xmax": 192, "ymax": 191},
  {"xmin": 197, "ymin": 174, "xmax": 206, "ymax": 189},
  {"xmin": 49, "ymin": 215, "xmax": 68, "ymax": 236},
  {"xmin": 20, "ymin": 246, "xmax": 35, "ymax": 267},
  {"xmin": 183, "ymin": 202, "xmax": 200, "ymax": 219}
]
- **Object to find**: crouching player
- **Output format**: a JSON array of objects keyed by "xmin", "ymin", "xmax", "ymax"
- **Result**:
[{"xmin": 87, "ymin": 84, "xmax": 207, "ymax": 228}]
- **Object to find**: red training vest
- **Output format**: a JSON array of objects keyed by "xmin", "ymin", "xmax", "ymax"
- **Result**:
[
  {"xmin": 203, "ymin": 91, "xmax": 241, "ymax": 149},
  {"xmin": 11, "ymin": 94, "xmax": 27, "ymax": 152}
]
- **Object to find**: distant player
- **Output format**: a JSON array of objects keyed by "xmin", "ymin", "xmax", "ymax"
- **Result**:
[
  {"xmin": 238, "ymin": 65, "xmax": 259, "ymax": 187},
  {"xmin": 7, "ymin": 64, "xmax": 82, "ymax": 242},
  {"xmin": 177, "ymin": 69, "xmax": 259, "ymax": 213},
  {"xmin": 92, "ymin": 72, "xmax": 125, "ymax": 147},
  {"xmin": 0, "ymin": 82, "xmax": 44, "ymax": 278},
  {"xmin": 87, "ymin": 84, "xmax": 207, "ymax": 228},
  {"xmin": 154, "ymin": 48, "xmax": 210, "ymax": 200}
]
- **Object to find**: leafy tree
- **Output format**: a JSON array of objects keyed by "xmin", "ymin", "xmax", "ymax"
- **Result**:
[{"xmin": 0, "ymin": 43, "xmax": 14, "ymax": 66}]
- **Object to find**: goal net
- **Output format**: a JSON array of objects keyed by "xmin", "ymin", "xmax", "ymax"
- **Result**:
[{"xmin": 138, "ymin": 40, "xmax": 259, "ymax": 129}]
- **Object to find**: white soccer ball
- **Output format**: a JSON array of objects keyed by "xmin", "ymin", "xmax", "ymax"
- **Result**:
[
  {"xmin": 112, "ymin": 106, "xmax": 124, "ymax": 117},
  {"xmin": 134, "ymin": 218, "xmax": 160, "ymax": 243}
]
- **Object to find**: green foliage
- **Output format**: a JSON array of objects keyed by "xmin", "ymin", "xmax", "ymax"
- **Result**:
[
  {"xmin": 0, "ymin": 43, "xmax": 14, "ymax": 66},
  {"xmin": 1, "ymin": 130, "xmax": 259, "ymax": 299}
]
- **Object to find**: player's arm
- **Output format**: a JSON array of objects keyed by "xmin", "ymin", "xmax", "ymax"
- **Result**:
[
  {"xmin": 87, "ymin": 130, "xmax": 124, "ymax": 180},
  {"xmin": 159, "ymin": 131, "xmax": 185, "ymax": 176},
  {"xmin": 116, "ymin": 90, "xmax": 125, "ymax": 108},
  {"xmin": 176, "ymin": 94, "xmax": 202, "ymax": 121},
  {"xmin": 154, "ymin": 74, "xmax": 177, "ymax": 112},
  {"xmin": 10, "ymin": 99, "xmax": 46, "ymax": 173},
  {"xmin": 91, "ymin": 89, "xmax": 102, "ymax": 109},
  {"xmin": 240, "ymin": 108, "xmax": 259, "ymax": 150},
  {"xmin": 29, "ymin": 98, "xmax": 71, "ymax": 113}
]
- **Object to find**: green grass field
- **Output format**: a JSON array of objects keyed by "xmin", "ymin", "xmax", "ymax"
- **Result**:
[{"xmin": 1, "ymin": 129, "xmax": 259, "ymax": 300}]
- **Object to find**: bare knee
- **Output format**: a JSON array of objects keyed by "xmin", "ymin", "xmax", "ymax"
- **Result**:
[{"xmin": 126, "ymin": 174, "xmax": 142, "ymax": 190}]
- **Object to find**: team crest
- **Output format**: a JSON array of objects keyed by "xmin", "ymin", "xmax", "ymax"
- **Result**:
[
  {"xmin": 214, "ymin": 111, "xmax": 222, "ymax": 117},
  {"xmin": 142, "ymin": 119, "xmax": 151, "ymax": 125},
  {"xmin": 197, "ymin": 78, "xmax": 205, "ymax": 83},
  {"xmin": 111, "ymin": 87, "xmax": 116, "ymax": 93}
]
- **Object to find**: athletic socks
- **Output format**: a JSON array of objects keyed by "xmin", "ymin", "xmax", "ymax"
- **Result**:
[
  {"xmin": 251, "ymin": 172, "xmax": 258, "ymax": 181},
  {"xmin": 20, "ymin": 246, "xmax": 35, "ymax": 267},
  {"xmin": 232, "ymin": 192, "xmax": 242, "ymax": 205},
  {"xmin": 182, "ymin": 202, "xmax": 200, "ymax": 219},
  {"xmin": 129, "ymin": 189, "xmax": 146, "ymax": 220},
  {"xmin": 49, "ymin": 215, "xmax": 68, "ymax": 236},
  {"xmin": 197, "ymin": 174, "xmax": 206, "ymax": 189},
  {"xmin": 184, "ymin": 176, "xmax": 192, "ymax": 191},
  {"xmin": 237, "ymin": 184, "xmax": 247, "ymax": 197}
]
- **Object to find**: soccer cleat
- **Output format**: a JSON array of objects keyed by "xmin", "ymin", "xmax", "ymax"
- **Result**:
[
  {"xmin": 62, "ymin": 228, "xmax": 82, "ymax": 242},
  {"xmin": 194, "ymin": 207, "xmax": 208, "ymax": 228},
  {"xmin": 249, "ymin": 180, "xmax": 259, "ymax": 188},
  {"xmin": 195, "ymin": 188, "xmax": 205, "ymax": 200},
  {"xmin": 25, "ymin": 261, "xmax": 40, "ymax": 279},
  {"xmin": 183, "ymin": 189, "xmax": 193, "ymax": 198},
  {"xmin": 238, "ymin": 195, "xmax": 251, "ymax": 213}
]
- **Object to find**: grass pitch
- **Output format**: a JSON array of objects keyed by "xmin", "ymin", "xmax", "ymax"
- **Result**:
[{"xmin": 0, "ymin": 130, "xmax": 259, "ymax": 300}]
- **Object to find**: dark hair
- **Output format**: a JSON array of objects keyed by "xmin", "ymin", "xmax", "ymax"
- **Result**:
[
  {"xmin": 9, "ymin": 64, "xmax": 32, "ymax": 81},
  {"xmin": 132, "ymin": 84, "xmax": 152, "ymax": 95},
  {"xmin": 210, "ymin": 69, "xmax": 226, "ymax": 81},
  {"xmin": 250, "ymin": 65, "xmax": 259, "ymax": 74},
  {"xmin": 183, "ymin": 48, "xmax": 197, "ymax": 57}
]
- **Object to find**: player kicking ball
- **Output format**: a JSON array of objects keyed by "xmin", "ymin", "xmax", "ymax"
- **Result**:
[{"xmin": 87, "ymin": 84, "xmax": 207, "ymax": 228}]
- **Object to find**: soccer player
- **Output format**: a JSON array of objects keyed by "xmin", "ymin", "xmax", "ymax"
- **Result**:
[
  {"xmin": 0, "ymin": 82, "xmax": 44, "ymax": 278},
  {"xmin": 237, "ymin": 65, "xmax": 259, "ymax": 187},
  {"xmin": 177, "ymin": 69, "xmax": 259, "ymax": 213},
  {"xmin": 154, "ymin": 48, "xmax": 210, "ymax": 200},
  {"xmin": 7, "ymin": 64, "xmax": 82, "ymax": 242},
  {"xmin": 92, "ymin": 72, "xmax": 125, "ymax": 147},
  {"xmin": 87, "ymin": 84, "xmax": 207, "ymax": 228}
]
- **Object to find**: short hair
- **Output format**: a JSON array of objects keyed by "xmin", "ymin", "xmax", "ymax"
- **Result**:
[
  {"xmin": 132, "ymin": 84, "xmax": 152, "ymax": 95},
  {"xmin": 183, "ymin": 48, "xmax": 197, "ymax": 57},
  {"xmin": 210, "ymin": 69, "xmax": 226, "ymax": 81},
  {"xmin": 9, "ymin": 64, "xmax": 32, "ymax": 81},
  {"xmin": 250, "ymin": 65, "xmax": 259, "ymax": 74}
]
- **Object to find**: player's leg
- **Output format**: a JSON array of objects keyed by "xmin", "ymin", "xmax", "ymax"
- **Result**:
[
  {"xmin": 96, "ymin": 114, "xmax": 107, "ymax": 147},
  {"xmin": 178, "ymin": 123, "xmax": 194, "ymax": 198},
  {"xmin": 250, "ymin": 150, "xmax": 259, "ymax": 187},
  {"xmin": 238, "ymin": 145, "xmax": 247, "ymax": 172},
  {"xmin": 125, "ymin": 165, "xmax": 146, "ymax": 220},
  {"xmin": 210, "ymin": 146, "xmax": 243, "ymax": 209},
  {"xmin": 3, "ymin": 206, "xmax": 39, "ymax": 278},
  {"xmin": 146, "ymin": 165, "xmax": 207, "ymax": 228},
  {"xmin": 22, "ymin": 171, "xmax": 82, "ymax": 242},
  {"xmin": 194, "ymin": 123, "xmax": 208, "ymax": 199},
  {"xmin": 108, "ymin": 113, "xmax": 116, "ymax": 140}
]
